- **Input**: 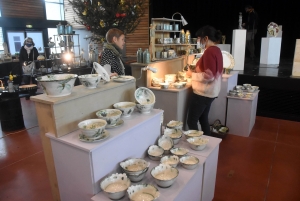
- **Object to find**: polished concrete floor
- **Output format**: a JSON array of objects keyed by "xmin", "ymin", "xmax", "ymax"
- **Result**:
[{"xmin": 0, "ymin": 98, "xmax": 300, "ymax": 201}]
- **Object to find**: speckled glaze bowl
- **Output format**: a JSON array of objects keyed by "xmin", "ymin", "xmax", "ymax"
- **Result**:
[
  {"xmin": 180, "ymin": 155, "xmax": 200, "ymax": 170},
  {"xmin": 160, "ymin": 155, "xmax": 179, "ymax": 168},
  {"xmin": 120, "ymin": 158, "xmax": 150, "ymax": 175},
  {"xmin": 158, "ymin": 135, "xmax": 174, "ymax": 154},
  {"xmin": 183, "ymin": 130, "xmax": 204, "ymax": 139},
  {"xmin": 170, "ymin": 147, "xmax": 189, "ymax": 157},
  {"xmin": 147, "ymin": 145, "xmax": 164, "ymax": 161},
  {"xmin": 187, "ymin": 137, "xmax": 209, "ymax": 151},
  {"xmin": 77, "ymin": 119, "xmax": 107, "ymax": 139},
  {"xmin": 127, "ymin": 184, "xmax": 160, "ymax": 201},
  {"xmin": 150, "ymin": 164, "xmax": 179, "ymax": 188}
]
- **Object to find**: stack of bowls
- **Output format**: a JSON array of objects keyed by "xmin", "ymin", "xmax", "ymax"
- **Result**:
[
  {"xmin": 135, "ymin": 87, "xmax": 156, "ymax": 114},
  {"xmin": 120, "ymin": 158, "xmax": 150, "ymax": 182}
]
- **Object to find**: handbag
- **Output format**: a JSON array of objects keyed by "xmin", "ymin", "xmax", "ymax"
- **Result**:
[{"xmin": 22, "ymin": 51, "xmax": 36, "ymax": 76}]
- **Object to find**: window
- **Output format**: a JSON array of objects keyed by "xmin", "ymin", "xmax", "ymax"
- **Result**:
[
  {"xmin": 0, "ymin": 28, "xmax": 3, "ymax": 52},
  {"xmin": 6, "ymin": 31, "xmax": 25, "ymax": 55},
  {"xmin": 45, "ymin": 0, "xmax": 64, "ymax": 20}
]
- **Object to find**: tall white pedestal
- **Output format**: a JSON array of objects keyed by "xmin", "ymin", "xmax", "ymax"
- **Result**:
[
  {"xmin": 208, "ymin": 71, "xmax": 238, "ymax": 125},
  {"xmin": 260, "ymin": 37, "xmax": 282, "ymax": 66},
  {"xmin": 232, "ymin": 29, "xmax": 246, "ymax": 70},
  {"xmin": 292, "ymin": 39, "xmax": 300, "ymax": 77},
  {"xmin": 216, "ymin": 44, "xmax": 231, "ymax": 53}
]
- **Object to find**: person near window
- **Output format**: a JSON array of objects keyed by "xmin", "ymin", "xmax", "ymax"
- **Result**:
[
  {"xmin": 186, "ymin": 25, "xmax": 223, "ymax": 136},
  {"xmin": 19, "ymin": 37, "xmax": 39, "ymax": 84},
  {"xmin": 243, "ymin": 5, "xmax": 259, "ymax": 60},
  {"xmin": 100, "ymin": 28, "xmax": 131, "ymax": 76}
]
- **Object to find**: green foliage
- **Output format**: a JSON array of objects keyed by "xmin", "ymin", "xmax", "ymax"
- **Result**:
[{"xmin": 68, "ymin": 0, "xmax": 147, "ymax": 42}]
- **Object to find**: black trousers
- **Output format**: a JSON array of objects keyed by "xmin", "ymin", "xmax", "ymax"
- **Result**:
[{"xmin": 187, "ymin": 93, "xmax": 215, "ymax": 136}]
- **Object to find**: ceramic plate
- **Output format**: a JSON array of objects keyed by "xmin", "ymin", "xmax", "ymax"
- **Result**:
[
  {"xmin": 222, "ymin": 51, "xmax": 235, "ymax": 69},
  {"xmin": 106, "ymin": 119, "xmax": 124, "ymax": 129},
  {"xmin": 78, "ymin": 130, "xmax": 109, "ymax": 142},
  {"xmin": 113, "ymin": 76, "xmax": 135, "ymax": 83},
  {"xmin": 134, "ymin": 87, "xmax": 156, "ymax": 105},
  {"xmin": 93, "ymin": 62, "xmax": 110, "ymax": 82}
]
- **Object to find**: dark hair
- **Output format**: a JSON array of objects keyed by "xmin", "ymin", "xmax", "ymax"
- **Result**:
[
  {"xmin": 195, "ymin": 25, "xmax": 222, "ymax": 44},
  {"xmin": 106, "ymin": 28, "xmax": 124, "ymax": 43},
  {"xmin": 245, "ymin": 5, "xmax": 253, "ymax": 9}
]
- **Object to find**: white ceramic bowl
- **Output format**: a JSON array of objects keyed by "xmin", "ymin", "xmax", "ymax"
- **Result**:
[
  {"xmin": 252, "ymin": 86, "xmax": 259, "ymax": 90},
  {"xmin": 78, "ymin": 74, "xmax": 101, "ymax": 89},
  {"xmin": 235, "ymin": 85, "xmax": 243, "ymax": 89},
  {"xmin": 183, "ymin": 130, "xmax": 204, "ymax": 139},
  {"xmin": 170, "ymin": 147, "xmax": 189, "ymax": 157},
  {"xmin": 163, "ymin": 128, "xmax": 182, "ymax": 145},
  {"xmin": 147, "ymin": 145, "xmax": 164, "ymax": 161},
  {"xmin": 187, "ymin": 137, "xmax": 209, "ymax": 151},
  {"xmin": 77, "ymin": 119, "xmax": 107, "ymax": 139},
  {"xmin": 151, "ymin": 164, "xmax": 179, "ymax": 188},
  {"xmin": 127, "ymin": 184, "xmax": 160, "ymax": 201},
  {"xmin": 113, "ymin": 102, "xmax": 136, "ymax": 117},
  {"xmin": 243, "ymin": 83, "xmax": 251, "ymax": 88},
  {"xmin": 136, "ymin": 103, "xmax": 155, "ymax": 114},
  {"xmin": 100, "ymin": 173, "xmax": 131, "ymax": 200},
  {"xmin": 135, "ymin": 87, "xmax": 156, "ymax": 105},
  {"xmin": 248, "ymin": 88, "xmax": 255, "ymax": 93},
  {"xmin": 152, "ymin": 77, "xmax": 164, "ymax": 87},
  {"xmin": 166, "ymin": 120, "xmax": 183, "ymax": 130},
  {"xmin": 180, "ymin": 155, "xmax": 200, "ymax": 170},
  {"xmin": 159, "ymin": 82, "xmax": 169, "ymax": 89},
  {"xmin": 96, "ymin": 109, "xmax": 122, "ymax": 126},
  {"xmin": 158, "ymin": 135, "xmax": 174, "ymax": 154},
  {"xmin": 125, "ymin": 167, "xmax": 149, "ymax": 182},
  {"xmin": 160, "ymin": 155, "xmax": 179, "ymax": 168},
  {"xmin": 173, "ymin": 83, "xmax": 183, "ymax": 89},
  {"xmin": 36, "ymin": 74, "xmax": 77, "ymax": 97},
  {"xmin": 120, "ymin": 158, "xmax": 150, "ymax": 175},
  {"xmin": 165, "ymin": 74, "xmax": 177, "ymax": 84}
]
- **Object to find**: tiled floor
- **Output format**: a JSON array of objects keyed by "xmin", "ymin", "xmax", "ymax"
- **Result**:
[{"xmin": 1, "ymin": 99, "xmax": 300, "ymax": 201}]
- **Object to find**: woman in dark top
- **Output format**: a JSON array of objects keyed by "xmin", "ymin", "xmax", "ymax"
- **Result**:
[
  {"xmin": 100, "ymin": 28, "xmax": 131, "ymax": 76},
  {"xmin": 186, "ymin": 26, "xmax": 223, "ymax": 136}
]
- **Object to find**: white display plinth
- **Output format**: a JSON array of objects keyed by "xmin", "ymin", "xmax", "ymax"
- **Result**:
[
  {"xmin": 216, "ymin": 44, "xmax": 231, "ymax": 53},
  {"xmin": 260, "ymin": 37, "xmax": 282, "ymax": 66},
  {"xmin": 208, "ymin": 71, "xmax": 238, "ymax": 125},
  {"xmin": 232, "ymin": 29, "xmax": 246, "ymax": 70},
  {"xmin": 226, "ymin": 91, "xmax": 259, "ymax": 137},
  {"xmin": 292, "ymin": 39, "xmax": 300, "ymax": 77}
]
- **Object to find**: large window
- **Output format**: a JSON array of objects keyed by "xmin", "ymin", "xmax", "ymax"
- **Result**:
[
  {"xmin": 45, "ymin": 0, "xmax": 64, "ymax": 20},
  {"xmin": 0, "ymin": 8, "xmax": 3, "ymax": 52}
]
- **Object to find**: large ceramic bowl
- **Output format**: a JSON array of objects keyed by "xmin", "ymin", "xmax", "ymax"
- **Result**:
[
  {"xmin": 151, "ymin": 164, "xmax": 179, "ymax": 188},
  {"xmin": 125, "ymin": 167, "xmax": 149, "ymax": 182},
  {"xmin": 147, "ymin": 145, "xmax": 164, "ymax": 161},
  {"xmin": 160, "ymin": 155, "xmax": 179, "ymax": 168},
  {"xmin": 163, "ymin": 128, "xmax": 182, "ymax": 145},
  {"xmin": 78, "ymin": 74, "xmax": 101, "ymax": 89},
  {"xmin": 183, "ymin": 130, "xmax": 204, "ymax": 139},
  {"xmin": 77, "ymin": 119, "xmax": 107, "ymax": 139},
  {"xmin": 135, "ymin": 87, "xmax": 156, "ymax": 105},
  {"xmin": 158, "ymin": 135, "xmax": 174, "ymax": 154},
  {"xmin": 96, "ymin": 109, "xmax": 122, "ymax": 126},
  {"xmin": 136, "ymin": 103, "xmax": 155, "ymax": 114},
  {"xmin": 113, "ymin": 102, "xmax": 136, "ymax": 117},
  {"xmin": 180, "ymin": 155, "xmax": 200, "ymax": 170},
  {"xmin": 170, "ymin": 147, "xmax": 189, "ymax": 157},
  {"xmin": 36, "ymin": 74, "xmax": 77, "ymax": 97},
  {"xmin": 127, "ymin": 184, "xmax": 160, "ymax": 201},
  {"xmin": 187, "ymin": 137, "xmax": 209, "ymax": 151},
  {"xmin": 166, "ymin": 120, "xmax": 183, "ymax": 130},
  {"xmin": 100, "ymin": 173, "xmax": 131, "ymax": 200},
  {"xmin": 120, "ymin": 158, "xmax": 150, "ymax": 175}
]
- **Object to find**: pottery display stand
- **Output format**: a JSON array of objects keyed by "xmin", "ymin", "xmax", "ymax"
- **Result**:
[
  {"xmin": 232, "ymin": 29, "xmax": 246, "ymax": 70},
  {"xmin": 208, "ymin": 71, "xmax": 238, "ymax": 125},
  {"xmin": 292, "ymin": 39, "xmax": 300, "ymax": 78},
  {"xmin": 259, "ymin": 37, "xmax": 282, "ymax": 67},
  {"xmin": 31, "ymin": 81, "xmax": 136, "ymax": 201},
  {"xmin": 216, "ymin": 44, "xmax": 231, "ymax": 53},
  {"xmin": 226, "ymin": 91, "xmax": 259, "ymax": 137}
]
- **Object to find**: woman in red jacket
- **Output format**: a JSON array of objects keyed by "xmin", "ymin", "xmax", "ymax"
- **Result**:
[{"xmin": 186, "ymin": 25, "xmax": 223, "ymax": 136}]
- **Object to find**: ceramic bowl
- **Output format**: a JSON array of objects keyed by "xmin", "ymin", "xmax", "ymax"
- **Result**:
[
  {"xmin": 136, "ymin": 103, "xmax": 155, "ymax": 114},
  {"xmin": 96, "ymin": 109, "xmax": 122, "ymax": 126},
  {"xmin": 125, "ymin": 167, "xmax": 149, "ymax": 182},
  {"xmin": 158, "ymin": 135, "xmax": 174, "ymax": 154},
  {"xmin": 100, "ymin": 173, "xmax": 131, "ymax": 200},
  {"xmin": 235, "ymin": 85, "xmax": 243, "ymax": 89},
  {"xmin": 187, "ymin": 137, "xmax": 209, "ymax": 151},
  {"xmin": 150, "ymin": 164, "xmax": 179, "ymax": 188},
  {"xmin": 165, "ymin": 74, "xmax": 177, "ymax": 84},
  {"xmin": 78, "ymin": 74, "xmax": 101, "ymax": 89},
  {"xmin": 77, "ymin": 119, "xmax": 107, "ymax": 139},
  {"xmin": 183, "ymin": 130, "xmax": 204, "ymax": 139},
  {"xmin": 36, "ymin": 74, "xmax": 77, "ymax": 97},
  {"xmin": 180, "ymin": 155, "xmax": 200, "ymax": 170},
  {"xmin": 166, "ymin": 120, "xmax": 183, "ymax": 130},
  {"xmin": 173, "ymin": 83, "xmax": 183, "ymax": 89},
  {"xmin": 179, "ymin": 82, "xmax": 187, "ymax": 87},
  {"xmin": 248, "ymin": 88, "xmax": 255, "ymax": 93},
  {"xmin": 243, "ymin": 83, "xmax": 251, "ymax": 88},
  {"xmin": 152, "ymin": 78, "xmax": 164, "ymax": 87},
  {"xmin": 113, "ymin": 102, "xmax": 136, "ymax": 117},
  {"xmin": 159, "ymin": 82, "xmax": 169, "ymax": 89},
  {"xmin": 163, "ymin": 128, "xmax": 182, "ymax": 145},
  {"xmin": 160, "ymin": 155, "xmax": 180, "ymax": 168},
  {"xmin": 170, "ymin": 147, "xmax": 189, "ymax": 157},
  {"xmin": 237, "ymin": 92, "xmax": 244, "ymax": 98},
  {"xmin": 127, "ymin": 184, "xmax": 160, "ymax": 201},
  {"xmin": 135, "ymin": 87, "xmax": 156, "ymax": 105},
  {"xmin": 252, "ymin": 86, "xmax": 259, "ymax": 91},
  {"xmin": 148, "ymin": 145, "xmax": 164, "ymax": 161},
  {"xmin": 120, "ymin": 158, "xmax": 150, "ymax": 175}
]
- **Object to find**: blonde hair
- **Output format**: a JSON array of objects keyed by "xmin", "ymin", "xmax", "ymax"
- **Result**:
[{"xmin": 106, "ymin": 28, "xmax": 124, "ymax": 43}]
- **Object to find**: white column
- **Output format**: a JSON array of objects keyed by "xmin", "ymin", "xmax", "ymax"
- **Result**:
[
  {"xmin": 232, "ymin": 29, "xmax": 246, "ymax": 70},
  {"xmin": 292, "ymin": 39, "xmax": 300, "ymax": 77},
  {"xmin": 260, "ymin": 37, "xmax": 282, "ymax": 66}
]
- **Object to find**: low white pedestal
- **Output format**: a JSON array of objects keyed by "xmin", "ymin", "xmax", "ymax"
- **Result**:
[
  {"xmin": 292, "ymin": 39, "xmax": 300, "ymax": 77},
  {"xmin": 260, "ymin": 37, "xmax": 282, "ymax": 66},
  {"xmin": 226, "ymin": 91, "xmax": 259, "ymax": 137},
  {"xmin": 216, "ymin": 44, "xmax": 231, "ymax": 53},
  {"xmin": 232, "ymin": 29, "xmax": 246, "ymax": 70},
  {"xmin": 208, "ymin": 71, "xmax": 238, "ymax": 125}
]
